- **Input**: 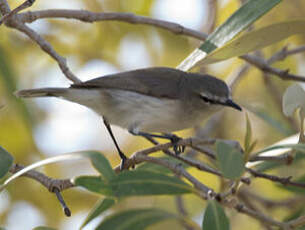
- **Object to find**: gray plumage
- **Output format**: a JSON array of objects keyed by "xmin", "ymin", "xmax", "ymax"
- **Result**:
[{"xmin": 16, "ymin": 67, "xmax": 239, "ymax": 133}]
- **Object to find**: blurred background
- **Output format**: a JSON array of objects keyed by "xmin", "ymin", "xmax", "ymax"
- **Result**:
[{"xmin": 0, "ymin": 0, "xmax": 305, "ymax": 229}]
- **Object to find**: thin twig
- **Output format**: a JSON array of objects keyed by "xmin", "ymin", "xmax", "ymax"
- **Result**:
[
  {"xmin": 247, "ymin": 168, "xmax": 305, "ymax": 188},
  {"xmin": 241, "ymin": 54, "xmax": 305, "ymax": 82},
  {"xmin": 0, "ymin": 0, "xmax": 35, "ymax": 25},
  {"xmin": 6, "ymin": 19, "xmax": 81, "ymax": 84},
  {"xmin": 9, "ymin": 163, "xmax": 74, "ymax": 216}
]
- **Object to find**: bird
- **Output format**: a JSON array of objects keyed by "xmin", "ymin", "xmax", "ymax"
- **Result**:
[{"xmin": 16, "ymin": 67, "xmax": 242, "ymax": 169}]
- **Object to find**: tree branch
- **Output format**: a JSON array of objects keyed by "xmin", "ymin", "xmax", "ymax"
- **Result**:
[
  {"xmin": 17, "ymin": 9, "xmax": 208, "ymax": 41},
  {"xmin": 247, "ymin": 168, "xmax": 305, "ymax": 189},
  {"xmin": 9, "ymin": 163, "xmax": 74, "ymax": 216},
  {"xmin": 0, "ymin": 0, "xmax": 35, "ymax": 25},
  {"xmin": 5, "ymin": 18, "xmax": 81, "ymax": 83}
]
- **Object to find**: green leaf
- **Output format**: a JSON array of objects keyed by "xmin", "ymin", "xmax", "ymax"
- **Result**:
[
  {"xmin": 75, "ymin": 170, "xmax": 193, "ymax": 197},
  {"xmin": 84, "ymin": 151, "xmax": 116, "ymax": 182},
  {"xmin": 96, "ymin": 208, "xmax": 175, "ymax": 230},
  {"xmin": 283, "ymin": 83, "xmax": 305, "ymax": 117},
  {"xmin": 0, "ymin": 151, "xmax": 113, "ymax": 191},
  {"xmin": 178, "ymin": 0, "xmax": 281, "ymax": 70},
  {"xmin": 81, "ymin": 198, "xmax": 115, "ymax": 229},
  {"xmin": 0, "ymin": 146, "xmax": 13, "ymax": 179},
  {"xmin": 216, "ymin": 141, "xmax": 245, "ymax": 179},
  {"xmin": 136, "ymin": 156, "xmax": 189, "ymax": 174},
  {"xmin": 32, "ymin": 227, "xmax": 57, "ymax": 230},
  {"xmin": 202, "ymin": 200, "xmax": 230, "ymax": 230},
  {"xmin": 255, "ymin": 151, "xmax": 305, "ymax": 172},
  {"xmin": 110, "ymin": 170, "xmax": 193, "ymax": 197},
  {"xmin": 244, "ymin": 113, "xmax": 252, "ymax": 154},
  {"xmin": 74, "ymin": 176, "xmax": 113, "ymax": 196},
  {"xmin": 202, "ymin": 20, "xmax": 305, "ymax": 64},
  {"xmin": 255, "ymin": 143, "xmax": 305, "ymax": 155}
]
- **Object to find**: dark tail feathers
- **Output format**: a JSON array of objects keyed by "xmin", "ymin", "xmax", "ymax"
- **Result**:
[{"xmin": 15, "ymin": 87, "xmax": 67, "ymax": 98}]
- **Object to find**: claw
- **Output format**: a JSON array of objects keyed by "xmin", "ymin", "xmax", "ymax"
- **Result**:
[{"xmin": 168, "ymin": 134, "xmax": 185, "ymax": 155}]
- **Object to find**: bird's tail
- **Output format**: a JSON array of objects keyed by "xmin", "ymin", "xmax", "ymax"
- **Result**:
[{"xmin": 15, "ymin": 88, "xmax": 68, "ymax": 98}]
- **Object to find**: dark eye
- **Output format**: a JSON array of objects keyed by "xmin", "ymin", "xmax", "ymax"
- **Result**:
[{"xmin": 200, "ymin": 95, "xmax": 214, "ymax": 104}]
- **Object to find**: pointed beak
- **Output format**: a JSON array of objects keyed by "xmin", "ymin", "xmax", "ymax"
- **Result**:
[{"xmin": 225, "ymin": 99, "xmax": 242, "ymax": 111}]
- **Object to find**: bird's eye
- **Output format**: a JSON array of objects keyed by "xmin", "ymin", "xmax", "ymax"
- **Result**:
[{"xmin": 200, "ymin": 95, "xmax": 214, "ymax": 104}]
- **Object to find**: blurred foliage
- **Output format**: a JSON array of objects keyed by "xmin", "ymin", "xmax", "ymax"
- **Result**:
[{"xmin": 0, "ymin": 0, "xmax": 305, "ymax": 229}]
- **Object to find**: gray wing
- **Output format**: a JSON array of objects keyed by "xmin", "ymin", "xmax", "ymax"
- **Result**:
[{"xmin": 71, "ymin": 67, "xmax": 187, "ymax": 99}]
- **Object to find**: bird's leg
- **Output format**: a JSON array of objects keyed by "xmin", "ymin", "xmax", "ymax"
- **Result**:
[
  {"xmin": 102, "ymin": 118, "xmax": 128, "ymax": 170},
  {"xmin": 162, "ymin": 133, "xmax": 185, "ymax": 155},
  {"xmin": 129, "ymin": 130, "xmax": 185, "ymax": 155}
]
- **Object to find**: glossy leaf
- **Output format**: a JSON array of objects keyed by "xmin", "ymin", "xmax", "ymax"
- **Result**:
[
  {"xmin": 178, "ymin": 0, "xmax": 281, "ymax": 70},
  {"xmin": 32, "ymin": 227, "xmax": 57, "ymax": 230},
  {"xmin": 255, "ymin": 143, "xmax": 305, "ymax": 155},
  {"xmin": 244, "ymin": 113, "xmax": 252, "ymax": 154},
  {"xmin": 110, "ymin": 170, "xmax": 193, "ymax": 197},
  {"xmin": 216, "ymin": 141, "xmax": 245, "ymax": 179},
  {"xmin": 81, "ymin": 198, "xmax": 115, "ymax": 229},
  {"xmin": 0, "ymin": 151, "xmax": 112, "ymax": 191},
  {"xmin": 202, "ymin": 200, "xmax": 230, "ymax": 230},
  {"xmin": 136, "ymin": 156, "xmax": 189, "ymax": 174},
  {"xmin": 74, "ymin": 176, "xmax": 113, "ymax": 196},
  {"xmin": 255, "ymin": 151, "xmax": 305, "ymax": 172},
  {"xmin": 202, "ymin": 20, "xmax": 305, "ymax": 64},
  {"xmin": 283, "ymin": 83, "xmax": 305, "ymax": 117},
  {"xmin": 96, "ymin": 208, "xmax": 175, "ymax": 230},
  {"xmin": 75, "ymin": 170, "xmax": 193, "ymax": 197},
  {"xmin": 84, "ymin": 151, "xmax": 116, "ymax": 182},
  {"xmin": 0, "ymin": 146, "xmax": 13, "ymax": 179}
]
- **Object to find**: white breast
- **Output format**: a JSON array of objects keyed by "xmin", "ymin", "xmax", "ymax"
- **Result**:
[{"xmin": 63, "ymin": 89, "xmax": 220, "ymax": 133}]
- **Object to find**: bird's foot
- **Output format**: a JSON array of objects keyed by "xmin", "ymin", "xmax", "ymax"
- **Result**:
[
  {"xmin": 119, "ymin": 152, "xmax": 128, "ymax": 171},
  {"xmin": 166, "ymin": 134, "xmax": 185, "ymax": 155},
  {"xmin": 119, "ymin": 152, "xmax": 135, "ymax": 170}
]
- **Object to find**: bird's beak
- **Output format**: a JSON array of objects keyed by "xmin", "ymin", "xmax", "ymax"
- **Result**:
[{"xmin": 225, "ymin": 99, "xmax": 242, "ymax": 111}]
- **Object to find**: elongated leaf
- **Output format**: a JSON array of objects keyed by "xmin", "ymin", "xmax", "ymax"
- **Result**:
[
  {"xmin": 283, "ymin": 83, "xmax": 305, "ymax": 117},
  {"xmin": 81, "ymin": 198, "xmax": 115, "ymax": 229},
  {"xmin": 216, "ymin": 141, "xmax": 245, "ymax": 179},
  {"xmin": 96, "ymin": 208, "xmax": 175, "ymax": 230},
  {"xmin": 32, "ymin": 227, "xmax": 57, "ymax": 230},
  {"xmin": 75, "ymin": 170, "xmax": 193, "ymax": 197},
  {"xmin": 244, "ymin": 113, "xmax": 252, "ymax": 153},
  {"xmin": 84, "ymin": 151, "xmax": 116, "ymax": 182},
  {"xmin": 136, "ymin": 156, "xmax": 189, "ymax": 174},
  {"xmin": 110, "ymin": 170, "xmax": 193, "ymax": 197},
  {"xmin": 0, "ymin": 146, "xmax": 13, "ymax": 179},
  {"xmin": 0, "ymin": 151, "xmax": 112, "ymax": 191},
  {"xmin": 202, "ymin": 200, "xmax": 230, "ymax": 230},
  {"xmin": 178, "ymin": 0, "xmax": 281, "ymax": 70},
  {"xmin": 256, "ymin": 143, "xmax": 305, "ymax": 155},
  {"xmin": 74, "ymin": 176, "xmax": 112, "ymax": 196},
  {"xmin": 202, "ymin": 20, "xmax": 305, "ymax": 64},
  {"xmin": 255, "ymin": 151, "xmax": 305, "ymax": 172}
]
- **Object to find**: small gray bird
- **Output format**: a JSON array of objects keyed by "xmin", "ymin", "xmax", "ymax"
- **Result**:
[{"xmin": 16, "ymin": 67, "xmax": 241, "ymax": 169}]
